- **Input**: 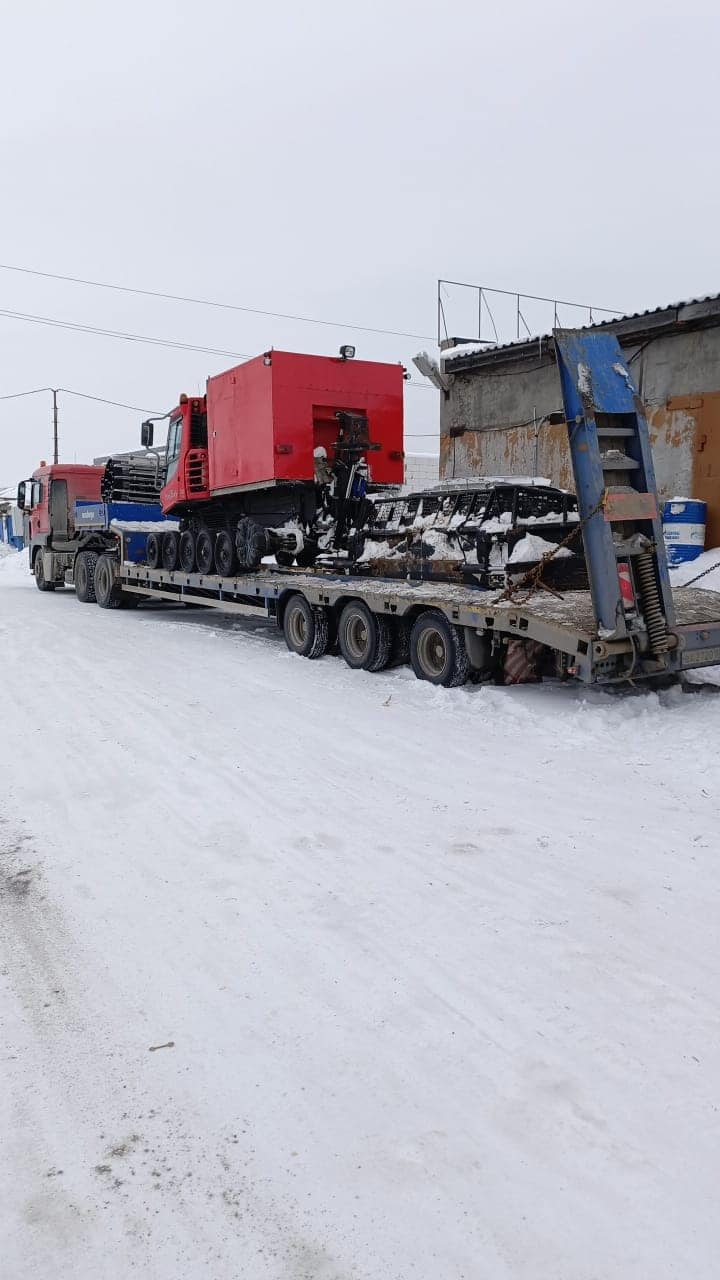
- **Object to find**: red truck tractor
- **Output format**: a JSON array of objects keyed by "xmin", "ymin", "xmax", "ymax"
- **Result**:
[
  {"xmin": 140, "ymin": 348, "xmax": 405, "ymax": 575},
  {"xmin": 17, "ymin": 464, "xmax": 104, "ymax": 592}
]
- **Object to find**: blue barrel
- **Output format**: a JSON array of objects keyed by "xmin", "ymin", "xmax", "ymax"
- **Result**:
[{"xmin": 662, "ymin": 498, "xmax": 707, "ymax": 566}]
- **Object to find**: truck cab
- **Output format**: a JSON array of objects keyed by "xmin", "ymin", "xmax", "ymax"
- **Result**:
[
  {"xmin": 17, "ymin": 463, "xmax": 104, "ymax": 589},
  {"xmin": 142, "ymin": 395, "xmax": 208, "ymax": 515}
]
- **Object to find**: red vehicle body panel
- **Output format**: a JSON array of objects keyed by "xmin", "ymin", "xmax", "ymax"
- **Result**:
[
  {"xmin": 28, "ymin": 464, "xmax": 103, "ymax": 542},
  {"xmin": 161, "ymin": 351, "xmax": 405, "ymax": 514},
  {"xmin": 207, "ymin": 351, "xmax": 404, "ymax": 493}
]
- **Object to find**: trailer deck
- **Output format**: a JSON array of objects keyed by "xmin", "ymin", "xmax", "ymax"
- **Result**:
[{"xmin": 119, "ymin": 559, "xmax": 720, "ymax": 683}]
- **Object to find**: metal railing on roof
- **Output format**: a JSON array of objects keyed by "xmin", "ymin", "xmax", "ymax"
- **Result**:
[{"xmin": 437, "ymin": 279, "xmax": 623, "ymax": 348}]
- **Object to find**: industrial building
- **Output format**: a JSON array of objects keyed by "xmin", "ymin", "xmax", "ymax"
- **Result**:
[{"xmin": 439, "ymin": 295, "xmax": 720, "ymax": 546}]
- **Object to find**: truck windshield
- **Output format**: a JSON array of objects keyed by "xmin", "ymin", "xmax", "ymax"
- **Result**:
[{"xmin": 166, "ymin": 414, "xmax": 183, "ymax": 481}]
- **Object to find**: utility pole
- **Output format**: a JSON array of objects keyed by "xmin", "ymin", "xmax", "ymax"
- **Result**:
[{"xmin": 52, "ymin": 388, "xmax": 59, "ymax": 463}]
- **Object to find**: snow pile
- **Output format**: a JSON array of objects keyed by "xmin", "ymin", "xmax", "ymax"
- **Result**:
[
  {"xmin": 479, "ymin": 512, "xmax": 514, "ymax": 534},
  {"xmin": 669, "ymin": 546, "xmax": 720, "ymax": 589},
  {"xmin": 110, "ymin": 519, "xmax": 180, "ymax": 533},
  {"xmin": 357, "ymin": 538, "xmax": 400, "ymax": 562},
  {"xmin": 670, "ymin": 547, "xmax": 720, "ymax": 687},
  {"xmin": 523, "ymin": 510, "xmax": 580, "ymax": 526},
  {"xmin": 508, "ymin": 533, "xmax": 573, "ymax": 564}
]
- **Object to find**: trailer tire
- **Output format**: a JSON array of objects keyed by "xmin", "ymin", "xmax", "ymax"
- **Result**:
[
  {"xmin": 196, "ymin": 527, "xmax": 214, "ymax": 575},
  {"xmin": 338, "ymin": 601, "xmax": 392, "ymax": 672},
  {"xmin": 283, "ymin": 593, "xmax": 329, "ymax": 659},
  {"xmin": 94, "ymin": 554, "xmax": 124, "ymax": 610},
  {"xmin": 410, "ymin": 610, "xmax": 470, "ymax": 688},
  {"xmin": 146, "ymin": 532, "xmax": 161, "ymax": 570},
  {"xmin": 162, "ymin": 531, "xmax": 179, "ymax": 572},
  {"xmin": 74, "ymin": 550, "xmax": 98, "ymax": 603},
  {"xmin": 179, "ymin": 530, "xmax": 196, "ymax": 573},
  {"xmin": 34, "ymin": 552, "xmax": 55, "ymax": 592}
]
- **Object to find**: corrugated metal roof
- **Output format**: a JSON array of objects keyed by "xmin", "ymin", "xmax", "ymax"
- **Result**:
[{"xmin": 441, "ymin": 293, "xmax": 720, "ymax": 367}]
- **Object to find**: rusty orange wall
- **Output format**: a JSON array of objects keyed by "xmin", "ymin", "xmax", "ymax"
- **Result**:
[{"xmin": 688, "ymin": 393, "xmax": 720, "ymax": 547}]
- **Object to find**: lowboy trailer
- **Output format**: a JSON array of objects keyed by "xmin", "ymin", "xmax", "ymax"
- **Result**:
[{"xmin": 82, "ymin": 330, "xmax": 720, "ymax": 688}]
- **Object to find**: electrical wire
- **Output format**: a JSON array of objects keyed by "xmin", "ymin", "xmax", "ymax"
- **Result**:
[
  {"xmin": 0, "ymin": 306, "xmax": 439, "ymax": 391},
  {"xmin": 0, "ymin": 385, "xmax": 162, "ymax": 413},
  {"xmin": 59, "ymin": 388, "xmax": 165, "ymax": 413},
  {"xmin": 0, "ymin": 307, "xmax": 249, "ymax": 359},
  {"xmin": 0, "ymin": 386, "xmax": 53, "ymax": 401},
  {"xmin": 0, "ymin": 262, "xmax": 435, "ymax": 342}
]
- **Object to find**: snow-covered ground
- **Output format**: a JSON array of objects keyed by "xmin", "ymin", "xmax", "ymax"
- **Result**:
[
  {"xmin": 1, "ymin": 549, "xmax": 719, "ymax": 1280},
  {"xmin": 669, "ymin": 548, "xmax": 720, "ymax": 686}
]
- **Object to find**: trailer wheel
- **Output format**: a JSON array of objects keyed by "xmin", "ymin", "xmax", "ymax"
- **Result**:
[
  {"xmin": 146, "ymin": 532, "xmax": 161, "ymax": 570},
  {"xmin": 74, "ymin": 550, "xmax": 98, "ymax": 603},
  {"xmin": 196, "ymin": 527, "xmax": 214, "ymax": 575},
  {"xmin": 283, "ymin": 593, "xmax": 329, "ymax": 659},
  {"xmin": 338, "ymin": 601, "xmax": 393, "ymax": 672},
  {"xmin": 179, "ymin": 530, "xmax": 196, "ymax": 573},
  {"xmin": 34, "ymin": 553, "xmax": 55, "ymax": 592},
  {"xmin": 162, "ymin": 532, "xmax": 179, "ymax": 572},
  {"xmin": 410, "ymin": 611, "xmax": 470, "ymax": 688},
  {"xmin": 94, "ymin": 554, "xmax": 123, "ymax": 610},
  {"xmin": 214, "ymin": 529, "xmax": 235, "ymax": 576}
]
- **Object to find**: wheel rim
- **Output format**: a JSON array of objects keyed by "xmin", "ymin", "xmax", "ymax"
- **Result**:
[
  {"xmin": 345, "ymin": 613, "xmax": 370, "ymax": 661},
  {"xmin": 163, "ymin": 534, "xmax": 178, "ymax": 570},
  {"xmin": 215, "ymin": 533, "xmax": 234, "ymax": 576},
  {"xmin": 417, "ymin": 627, "xmax": 447, "ymax": 678},
  {"xmin": 196, "ymin": 533, "xmax": 213, "ymax": 574},
  {"xmin": 180, "ymin": 533, "xmax": 195, "ymax": 572},
  {"xmin": 288, "ymin": 606, "xmax": 307, "ymax": 648}
]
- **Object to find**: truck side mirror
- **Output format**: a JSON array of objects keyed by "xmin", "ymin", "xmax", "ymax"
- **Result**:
[
  {"xmin": 141, "ymin": 420, "xmax": 154, "ymax": 448},
  {"xmin": 17, "ymin": 481, "xmax": 27, "ymax": 510}
]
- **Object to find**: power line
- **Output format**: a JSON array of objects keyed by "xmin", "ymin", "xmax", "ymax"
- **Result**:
[
  {"xmin": 0, "ymin": 384, "xmax": 162, "ymax": 413},
  {"xmin": 0, "ymin": 386, "xmax": 53, "ymax": 401},
  {"xmin": 60, "ymin": 388, "xmax": 165, "ymax": 413},
  {"xmin": 0, "ymin": 306, "xmax": 437, "ymax": 391},
  {"xmin": 0, "ymin": 262, "xmax": 435, "ymax": 342},
  {"xmin": 0, "ymin": 307, "xmax": 249, "ymax": 359}
]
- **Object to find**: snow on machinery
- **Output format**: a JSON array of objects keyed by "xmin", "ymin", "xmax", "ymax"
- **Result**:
[
  {"xmin": 19, "ymin": 333, "xmax": 720, "ymax": 688},
  {"xmin": 139, "ymin": 347, "xmax": 406, "ymax": 576}
]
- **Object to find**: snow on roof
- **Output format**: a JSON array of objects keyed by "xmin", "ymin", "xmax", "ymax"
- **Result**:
[{"xmin": 440, "ymin": 292, "xmax": 720, "ymax": 366}]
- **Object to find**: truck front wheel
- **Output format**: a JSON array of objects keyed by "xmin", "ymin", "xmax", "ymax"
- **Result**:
[
  {"xmin": 74, "ymin": 551, "xmax": 98, "ymax": 603},
  {"xmin": 34, "ymin": 553, "xmax": 55, "ymax": 592}
]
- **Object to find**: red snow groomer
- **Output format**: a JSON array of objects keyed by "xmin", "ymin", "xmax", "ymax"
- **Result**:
[{"xmin": 140, "ymin": 348, "xmax": 405, "ymax": 575}]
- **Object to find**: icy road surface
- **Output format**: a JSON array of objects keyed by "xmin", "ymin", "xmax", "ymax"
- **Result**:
[{"xmin": 1, "ymin": 548, "xmax": 719, "ymax": 1280}]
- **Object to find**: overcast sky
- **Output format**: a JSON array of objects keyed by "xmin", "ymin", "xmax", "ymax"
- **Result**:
[{"xmin": 1, "ymin": 0, "xmax": 719, "ymax": 488}]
